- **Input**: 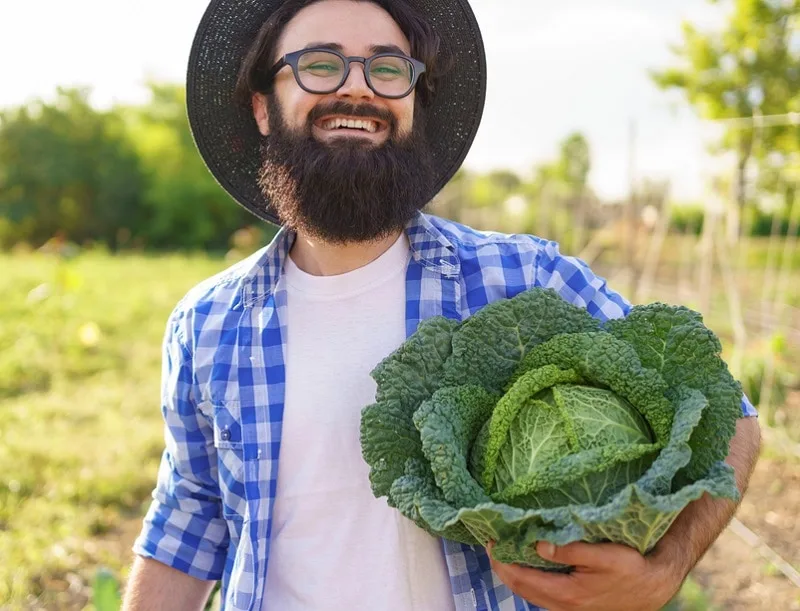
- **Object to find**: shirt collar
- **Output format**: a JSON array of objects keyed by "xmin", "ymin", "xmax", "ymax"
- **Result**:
[{"xmin": 241, "ymin": 211, "xmax": 460, "ymax": 307}]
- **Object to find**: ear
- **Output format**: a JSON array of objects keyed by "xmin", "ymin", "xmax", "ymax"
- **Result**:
[{"xmin": 252, "ymin": 93, "xmax": 270, "ymax": 136}]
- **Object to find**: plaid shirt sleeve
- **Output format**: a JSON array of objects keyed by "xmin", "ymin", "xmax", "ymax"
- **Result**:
[
  {"xmin": 534, "ymin": 240, "xmax": 631, "ymax": 321},
  {"xmin": 534, "ymin": 240, "xmax": 757, "ymax": 418},
  {"xmin": 132, "ymin": 307, "xmax": 229, "ymax": 580}
]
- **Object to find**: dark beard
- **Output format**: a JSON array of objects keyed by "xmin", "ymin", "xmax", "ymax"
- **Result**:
[{"xmin": 257, "ymin": 97, "xmax": 435, "ymax": 244}]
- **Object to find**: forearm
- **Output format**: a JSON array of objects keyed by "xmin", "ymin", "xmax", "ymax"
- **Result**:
[
  {"xmin": 654, "ymin": 416, "xmax": 761, "ymax": 576},
  {"xmin": 122, "ymin": 556, "xmax": 216, "ymax": 611}
]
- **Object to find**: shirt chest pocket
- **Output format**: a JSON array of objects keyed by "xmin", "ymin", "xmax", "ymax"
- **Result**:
[{"xmin": 211, "ymin": 400, "xmax": 250, "ymax": 521}]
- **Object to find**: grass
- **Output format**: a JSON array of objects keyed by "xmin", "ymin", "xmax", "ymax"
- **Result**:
[
  {"xmin": 0, "ymin": 237, "xmax": 797, "ymax": 609},
  {"xmin": 664, "ymin": 576, "xmax": 718, "ymax": 610},
  {"xmin": 0, "ymin": 251, "xmax": 230, "ymax": 609}
]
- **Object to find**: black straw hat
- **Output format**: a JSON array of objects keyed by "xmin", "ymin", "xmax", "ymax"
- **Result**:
[{"xmin": 186, "ymin": 0, "xmax": 487, "ymax": 225}]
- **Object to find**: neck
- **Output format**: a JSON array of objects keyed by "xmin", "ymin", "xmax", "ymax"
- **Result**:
[{"xmin": 288, "ymin": 229, "xmax": 404, "ymax": 276}]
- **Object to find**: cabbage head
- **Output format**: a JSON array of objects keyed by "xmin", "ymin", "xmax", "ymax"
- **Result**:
[{"xmin": 359, "ymin": 288, "xmax": 742, "ymax": 569}]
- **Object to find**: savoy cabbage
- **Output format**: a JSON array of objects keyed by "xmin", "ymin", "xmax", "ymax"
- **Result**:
[{"xmin": 360, "ymin": 287, "xmax": 742, "ymax": 569}]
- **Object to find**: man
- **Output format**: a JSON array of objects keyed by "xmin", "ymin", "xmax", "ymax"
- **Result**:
[{"xmin": 123, "ymin": 0, "xmax": 761, "ymax": 609}]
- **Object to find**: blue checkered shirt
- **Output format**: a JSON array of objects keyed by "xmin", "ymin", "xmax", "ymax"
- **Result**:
[{"xmin": 133, "ymin": 211, "xmax": 757, "ymax": 610}]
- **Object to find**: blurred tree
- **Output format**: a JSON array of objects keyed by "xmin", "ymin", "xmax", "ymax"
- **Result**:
[
  {"xmin": 521, "ymin": 132, "xmax": 594, "ymax": 250},
  {"xmin": 651, "ymin": 0, "xmax": 800, "ymax": 239},
  {"xmin": 557, "ymin": 132, "xmax": 591, "ymax": 196},
  {"xmin": 557, "ymin": 132, "xmax": 592, "ymax": 252},
  {"xmin": 0, "ymin": 88, "xmax": 145, "ymax": 247},
  {"xmin": 486, "ymin": 169, "xmax": 523, "ymax": 194},
  {"xmin": 464, "ymin": 170, "xmax": 523, "ymax": 209},
  {"xmin": 122, "ymin": 83, "xmax": 253, "ymax": 250}
]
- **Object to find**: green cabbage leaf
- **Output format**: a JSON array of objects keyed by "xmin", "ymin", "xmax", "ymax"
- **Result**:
[{"xmin": 360, "ymin": 288, "xmax": 742, "ymax": 569}]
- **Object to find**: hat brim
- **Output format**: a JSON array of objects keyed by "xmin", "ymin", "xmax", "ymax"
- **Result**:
[{"xmin": 186, "ymin": 0, "xmax": 487, "ymax": 225}]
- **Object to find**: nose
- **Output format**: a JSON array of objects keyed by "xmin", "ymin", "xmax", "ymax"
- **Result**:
[{"xmin": 336, "ymin": 62, "xmax": 375, "ymax": 101}]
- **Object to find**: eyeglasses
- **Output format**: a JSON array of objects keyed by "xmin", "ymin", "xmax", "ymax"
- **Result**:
[{"xmin": 265, "ymin": 47, "xmax": 426, "ymax": 99}]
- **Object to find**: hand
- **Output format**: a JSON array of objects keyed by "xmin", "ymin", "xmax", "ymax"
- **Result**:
[{"xmin": 487, "ymin": 540, "xmax": 686, "ymax": 611}]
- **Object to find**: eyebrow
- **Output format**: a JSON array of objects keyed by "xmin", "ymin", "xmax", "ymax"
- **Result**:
[{"xmin": 303, "ymin": 42, "xmax": 409, "ymax": 56}]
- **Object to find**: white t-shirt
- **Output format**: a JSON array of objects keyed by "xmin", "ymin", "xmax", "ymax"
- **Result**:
[{"xmin": 262, "ymin": 233, "xmax": 455, "ymax": 611}]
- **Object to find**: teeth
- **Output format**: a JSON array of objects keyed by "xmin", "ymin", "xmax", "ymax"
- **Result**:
[{"xmin": 321, "ymin": 118, "xmax": 378, "ymax": 133}]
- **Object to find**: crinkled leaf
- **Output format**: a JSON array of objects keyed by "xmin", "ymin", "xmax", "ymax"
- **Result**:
[
  {"xmin": 413, "ymin": 385, "xmax": 496, "ymax": 507},
  {"xmin": 495, "ymin": 442, "xmax": 659, "ymax": 508},
  {"xmin": 468, "ymin": 419, "xmax": 491, "ymax": 494},
  {"xmin": 491, "ymin": 398, "xmax": 573, "ymax": 492},
  {"xmin": 438, "ymin": 460, "xmax": 737, "ymax": 569},
  {"xmin": 443, "ymin": 289, "xmax": 600, "ymax": 394},
  {"xmin": 551, "ymin": 385, "xmax": 654, "ymax": 448},
  {"xmin": 481, "ymin": 365, "xmax": 583, "ymax": 492},
  {"xmin": 390, "ymin": 458, "xmax": 480, "ymax": 544},
  {"xmin": 573, "ymin": 461, "xmax": 738, "ymax": 554},
  {"xmin": 606, "ymin": 304, "xmax": 742, "ymax": 479},
  {"xmin": 371, "ymin": 316, "xmax": 459, "ymax": 407},
  {"xmin": 361, "ymin": 316, "xmax": 458, "ymax": 497},
  {"xmin": 636, "ymin": 385, "xmax": 711, "ymax": 495},
  {"xmin": 518, "ymin": 333, "xmax": 674, "ymax": 445}
]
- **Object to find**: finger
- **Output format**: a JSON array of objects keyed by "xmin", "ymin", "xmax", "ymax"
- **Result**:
[
  {"xmin": 537, "ymin": 540, "xmax": 642, "ymax": 571},
  {"xmin": 489, "ymin": 546, "xmax": 574, "ymax": 605}
]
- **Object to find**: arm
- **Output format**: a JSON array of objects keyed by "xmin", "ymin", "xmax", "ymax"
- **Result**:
[
  {"xmin": 124, "ymin": 309, "xmax": 229, "ymax": 607},
  {"xmin": 489, "ymin": 416, "xmax": 761, "ymax": 611},
  {"xmin": 122, "ymin": 557, "xmax": 215, "ymax": 611},
  {"xmin": 651, "ymin": 415, "xmax": 761, "ymax": 578}
]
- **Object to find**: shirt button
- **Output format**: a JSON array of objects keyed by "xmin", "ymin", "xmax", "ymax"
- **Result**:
[{"xmin": 220, "ymin": 429, "xmax": 231, "ymax": 441}]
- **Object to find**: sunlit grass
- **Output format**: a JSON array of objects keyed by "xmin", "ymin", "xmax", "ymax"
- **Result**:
[{"xmin": 0, "ymin": 251, "xmax": 230, "ymax": 609}]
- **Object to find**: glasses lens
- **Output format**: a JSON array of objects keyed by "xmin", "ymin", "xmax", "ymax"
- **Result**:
[
  {"xmin": 369, "ymin": 56, "xmax": 415, "ymax": 97},
  {"xmin": 297, "ymin": 51, "xmax": 346, "ymax": 92}
]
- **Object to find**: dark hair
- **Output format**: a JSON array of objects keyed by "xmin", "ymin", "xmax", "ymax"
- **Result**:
[{"xmin": 234, "ymin": 0, "xmax": 450, "ymax": 108}]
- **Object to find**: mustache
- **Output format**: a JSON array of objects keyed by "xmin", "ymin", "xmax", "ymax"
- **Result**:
[{"xmin": 306, "ymin": 100, "xmax": 397, "ymax": 133}]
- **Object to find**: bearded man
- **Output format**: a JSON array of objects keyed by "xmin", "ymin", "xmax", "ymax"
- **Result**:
[{"xmin": 122, "ymin": 1, "xmax": 760, "ymax": 610}]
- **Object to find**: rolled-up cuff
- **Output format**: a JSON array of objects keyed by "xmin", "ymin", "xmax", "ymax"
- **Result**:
[
  {"xmin": 741, "ymin": 395, "xmax": 758, "ymax": 418},
  {"xmin": 132, "ymin": 499, "xmax": 228, "ymax": 581}
]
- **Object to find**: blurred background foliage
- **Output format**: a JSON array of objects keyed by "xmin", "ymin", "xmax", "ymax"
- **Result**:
[
  {"xmin": 0, "ymin": 83, "xmax": 262, "ymax": 253},
  {"xmin": 0, "ymin": 79, "xmax": 797, "ymax": 253}
]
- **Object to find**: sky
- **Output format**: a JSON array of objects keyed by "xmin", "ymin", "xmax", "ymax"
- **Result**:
[{"xmin": 0, "ymin": 0, "xmax": 733, "ymax": 200}]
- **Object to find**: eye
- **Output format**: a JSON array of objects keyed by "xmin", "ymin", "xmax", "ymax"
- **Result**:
[
  {"xmin": 304, "ymin": 62, "xmax": 342, "ymax": 75},
  {"xmin": 373, "ymin": 66, "xmax": 401, "ymax": 76},
  {"xmin": 370, "ymin": 59, "xmax": 411, "ymax": 82}
]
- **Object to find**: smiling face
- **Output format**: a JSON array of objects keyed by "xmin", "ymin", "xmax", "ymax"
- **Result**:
[
  {"xmin": 253, "ymin": 0, "xmax": 416, "ymax": 146},
  {"xmin": 250, "ymin": 0, "xmax": 436, "ymax": 245}
]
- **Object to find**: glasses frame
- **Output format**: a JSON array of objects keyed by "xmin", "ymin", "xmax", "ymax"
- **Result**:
[{"xmin": 265, "ymin": 47, "xmax": 427, "ymax": 100}]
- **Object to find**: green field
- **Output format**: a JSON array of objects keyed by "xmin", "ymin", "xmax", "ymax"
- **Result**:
[
  {"xmin": 0, "ymin": 251, "xmax": 230, "ymax": 609},
  {"xmin": 1, "ymin": 244, "xmax": 797, "ymax": 610}
]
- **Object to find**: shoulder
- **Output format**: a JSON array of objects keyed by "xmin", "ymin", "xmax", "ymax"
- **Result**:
[
  {"xmin": 426, "ymin": 213, "xmax": 549, "ymax": 254},
  {"xmin": 424, "ymin": 213, "xmax": 631, "ymax": 321},
  {"xmin": 166, "ymin": 247, "xmax": 270, "ymax": 349}
]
